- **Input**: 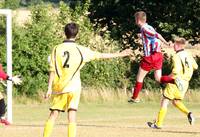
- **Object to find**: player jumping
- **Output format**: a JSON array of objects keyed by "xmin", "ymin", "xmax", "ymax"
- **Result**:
[
  {"xmin": 0, "ymin": 64, "xmax": 22, "ymax": 125},
  {"xmin": 147, "ymin": 37, "xmax": 198, "ymax": 129},
  {"xmin": 128, "ymin": 11, "xmax": 182, "ymax": 103},
  {"xmin": 43, "ymin": 23, "xmax": 132, "ymax": 137}
]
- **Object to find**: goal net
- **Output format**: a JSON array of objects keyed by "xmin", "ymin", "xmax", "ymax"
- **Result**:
[{"xmin": 0, "ymin": 9, "xmax": 13, "ymax": 123}]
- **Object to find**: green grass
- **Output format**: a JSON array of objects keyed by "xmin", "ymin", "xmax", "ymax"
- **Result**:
[{"xmin": 1, "ymin": 101, "xmax": 200, "ymax": 137}]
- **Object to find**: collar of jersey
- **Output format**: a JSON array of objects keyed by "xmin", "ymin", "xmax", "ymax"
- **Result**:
[
  {"xmin": 63, "ymin": 40, "xmax": 75, "ymax": 43},
  {"xmin": 141, "ymin": 23, "xmax": 148, "ymax": 30},
  {"xmin": 176, "ymin": 49, "xmax": 184, "ymax": 53}
]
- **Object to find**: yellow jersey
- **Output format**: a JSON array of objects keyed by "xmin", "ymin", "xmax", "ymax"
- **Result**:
[
  {"xmin": 49, "ymin": 41, "xmax": 100, "ymax": 94},
  {"xmin": 172, "ymin": 50, "xmax": 198, "ymax": 81}
]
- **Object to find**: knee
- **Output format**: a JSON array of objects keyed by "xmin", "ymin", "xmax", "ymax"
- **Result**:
[
  {"xmin": 49, "ymin": 110, "xmax": 59, "ymax": 120},
  {"xmin": 0, "ymin": 93, "xmax": 3, "ymax": 99},
  {"xmin": 172, "ymin": 100, "xmax": 178, "ymax": 106},
  {"xmin": 68, "ymin": 110, "xmax": 76, "ymax": 123},
  {"xmin": 136, "ymin": 74, "xmax": 144, "ymax": 82},
  {"xmin": 155, "ymin": 75, "xmax": 161, "ymax": 82}
]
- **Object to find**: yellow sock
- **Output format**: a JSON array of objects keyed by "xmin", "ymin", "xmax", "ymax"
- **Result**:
[
  {"xmin": 156, "ymin": 107, "xmax": 167, "ymax": 127},
  {"xmin": 174, "ymin": 101, "xmax": 189, "ymax": 115},
  {"xmin": 43, "ymin": 119, "xmax": 54, "ymax": 137},
  {"xmin": 68, "ymin": 123, "xmax": 76, "ymax": 137}
]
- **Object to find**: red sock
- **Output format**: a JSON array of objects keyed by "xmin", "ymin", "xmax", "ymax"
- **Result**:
[
  {"xmin": 132, "ymin": 82, "xmax": 143, "ymax": 99},
  {"xmin": 160, "ymin": 76, "xmax": 174, "ymax": 84}
]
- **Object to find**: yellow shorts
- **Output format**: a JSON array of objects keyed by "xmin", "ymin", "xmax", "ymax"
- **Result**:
[
  {"xmin": 50, "ymin": 91, "xmax": 80, "ymax": 112},
  {"xmin": 163, "ymin": 81, "xmax": 189, "ymax": 100}
]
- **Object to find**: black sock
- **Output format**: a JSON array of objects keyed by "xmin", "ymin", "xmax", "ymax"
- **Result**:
[{"xmin": 0, "ymin": 98, "xmax": 6, "ymax": 118}]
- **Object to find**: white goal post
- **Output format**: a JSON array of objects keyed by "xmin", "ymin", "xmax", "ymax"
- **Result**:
[{"xmin": 0, "ymin": 9, "xmax": 13, "ymax": 123}]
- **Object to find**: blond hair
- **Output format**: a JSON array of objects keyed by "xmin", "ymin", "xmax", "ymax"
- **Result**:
[
  {"xmin": 174, "ymin": 37, "xmax": 186, "ymax": 45},
  {"xmin": 134, "ymin": 11, "xmax": 147, "ymax": 22},
  {"xmin": 174, "ymin": 37, "xmax": 187, "ymax": 49}
]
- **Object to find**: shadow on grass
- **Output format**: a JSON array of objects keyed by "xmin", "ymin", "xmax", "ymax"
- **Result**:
[
  {"xmin": 12, "ymin": 123, "xmax": 200, "ymax": 135},
  {"xmin": 153, "ymin": 130, "xmax": 200, "ymax": 135}
]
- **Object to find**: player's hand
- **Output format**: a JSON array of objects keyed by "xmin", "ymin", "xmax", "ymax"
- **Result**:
[
  {"xmin": 168, "ymin": 41, "xmax": 174, "ymax": 47},
  {"xmin": 137, "ymin": 33, "xmax": 142, "ymax": 38},
  {"xmin": 12, "ymin": 75, "xmax": 22, "ymax": 85},
  {"xmin": 44, "ymin": 89, "xmax": 52, "ymax": 100},
  {"xmin": 121, "ymin": 49, "xmax": 133, "ymax": 56}
]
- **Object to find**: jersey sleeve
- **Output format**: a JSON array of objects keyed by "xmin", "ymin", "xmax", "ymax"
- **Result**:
[
  {"xmin": 49, "ymin": 47, "xmax": 56, "ymax": 72},
  {"xmin": 78, "ymin": 46, "xmax": 101, "ymax": 62},
  {"xmin": 142, "ymin": 26, "xmax": 158, "ymax": 38},
  {"xmin": 190, "ymin": 55, "xmax": 198, "ymax": 70},
  {"xmin": 172, "ymin": 55, "xmax": 182, "ymax": 76}
]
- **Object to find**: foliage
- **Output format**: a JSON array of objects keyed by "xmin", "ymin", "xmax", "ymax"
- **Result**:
[
  {"xmin": 89, "ymin": 0, "xmax": 200, "ymax": 47},
  {"xmin": 4, "ymin": 0, "xmax": 21, "ymax": 9},
  {"xmin": 12, "ymin": 4, "xmax": 61, "ymax": 96},
  {"xmin": 0, "ymin": 0, "xmax": 200, "ymax": 97},
  {"xmin": 0, "ymin": 1, "xmax": 131, "ymax": 96}
]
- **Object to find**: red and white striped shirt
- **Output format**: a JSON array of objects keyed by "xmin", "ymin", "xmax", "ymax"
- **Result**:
[{"xmin": 141, "ymin": 23, "xmax": 161, "ymax": 56}]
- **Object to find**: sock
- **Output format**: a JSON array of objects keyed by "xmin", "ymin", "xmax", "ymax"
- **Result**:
[
  {"xmin": 43, "ymin": 119, "xmax": 54, "ymax": 137},
  {"xmin": 174, "ymin": 101, "xmax": 190, "ymax": 115},
  {"xmin": 68, "ymin": 123, "xmax": 76, "ymax": 137},
  {"xmin": 0, "ymin": 98, "xmax": 6, "ymax": 118},
  {"xmin": 160, "ymin": 76, "xmax": 174, "ymax": 84},
  {"xmin": 156, "ymin": 107, "xmax": 167, "ymax": 127},
  {"xmin": 132, "ymin": 82, "xmax": 143, "ymax": 99}
]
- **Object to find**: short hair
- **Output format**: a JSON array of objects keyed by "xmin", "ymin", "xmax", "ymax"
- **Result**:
[
  {"xmin": 64, "ymin": 23, "xmax": 79, "ymax": 39},
  {"xmin": 174, "ymin": 37, "xmax": 186, "ymax": 45},
  {"xmin": 134, "ymin": 11, "xmax": 147, "ymax": 22}
]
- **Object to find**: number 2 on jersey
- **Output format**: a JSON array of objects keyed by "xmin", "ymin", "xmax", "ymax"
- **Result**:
[{"xmin": 63, "ymin": 51, "xmax": 70, "ymax": 68}]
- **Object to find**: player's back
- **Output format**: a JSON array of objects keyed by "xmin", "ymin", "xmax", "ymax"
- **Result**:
[
  {"xmin": 50, "ymin": 41, "xmax": 84, "ymax": 93},
  {"xmin": 174, "ymin": 50, "xmax": 198, "ymax": 81},
  {"xmin": 141, "ymin": 23, "xmax": 161, "ymax": 56}
]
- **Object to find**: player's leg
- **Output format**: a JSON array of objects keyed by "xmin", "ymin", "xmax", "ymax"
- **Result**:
[
  {"xmin": 154, "ymin": 69, "xmax": 174, "ymax": 83},
  {"xmin": 43, "ymin": 93, "xmax": 68, "ymax": 137},
  {"xmin": 0, "ymin": 92, "xmax": 6, "ymax": 119},
  {"xmin": 43, "ymin": 110, "xmax": 60, "ymax": 137},
  {"xmin": 0, "ymin": 92, "xmax": 10, "ymax": 125},
  {"xmin": 156, "ymin": 98, "xmax": 169, "ymax": 127},
  {"xmin": 172, "ymin": 99, "xmax": 194, "ymax": 125},
  {"xmin": 129, "ymin": 67, "xmax": 149, "ymax": 102},
  {"xmin": 68, "ymin": 110, "xmax": 77, "ymax": 137},
  {"xmin": 148, "ymin": 97, "xmax": 169, "ymax": 129},
  {"xmin": 67, "ymin": 91, "xmax": 80, "ymax": 137},
  {"xmin": 154, "ymin": 69, "xmax": 184, "ymax": 92}
]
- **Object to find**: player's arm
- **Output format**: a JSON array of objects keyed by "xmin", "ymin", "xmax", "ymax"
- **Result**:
[
  {"xmin": 0, "ymin": 70, "xmax": 9, "ymax": 80},
  {"xmin": 191, "ymin": 56, "xmax": 198, "ymax": 70},
  {"xmin": 0, "ymin": 70, "xmax": 22, "ymax": 85},
  {"xmin": 143, "ymin": 27, "xmax": 169, "ymax": 46},
  {"xmin": 171, "ymin": 55, "xmax": 182, "ymax": 77},
  {"xmin": 98, "ymin": 49, "xmax": 132, "ymax": 59},
  {"xmin": 156, "ymin": 33, "xmax": 169, "ymax": 46},
  {"xmin": 45, "ymin": 48, "xmax": 56, "ymax": 99},
  {"xmin": 45, "ymin": 71, "xmax": 55, "ymax": 99}
]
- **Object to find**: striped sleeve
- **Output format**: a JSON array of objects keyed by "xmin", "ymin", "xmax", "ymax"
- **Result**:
[{"xmin": 142, "ymin": 26, "xmax": 158, "ymax": 38}]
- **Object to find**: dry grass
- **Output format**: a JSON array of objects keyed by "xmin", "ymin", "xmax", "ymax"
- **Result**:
[
  {"xmin": 80, "ymin": 87, "xmax": 200, "ymax": 103},
  {"xmin": 0, "ymin": 101, "xmax": 200, "ymax": 137}
]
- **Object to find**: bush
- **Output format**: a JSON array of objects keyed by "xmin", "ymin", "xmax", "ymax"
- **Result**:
[
  {"xmin": 12, "ymin": 4, "xmax": 62, "ymax": 96},
  {"xmin": 0, "ymin": 1, "xmax": 130, "ymax": 96},
  {"xmin": 4, "ymin": 0, "xmax": 21, "ymax": 9}
]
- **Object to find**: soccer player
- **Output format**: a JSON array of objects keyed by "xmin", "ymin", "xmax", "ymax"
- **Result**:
[
  {"xmin": 0, "ymin": 64, "xmax": 22, "ymax": 125},
  {"xmin": 128, "ymin": 11, "xmax": 181, "ymax": 103},
  {"xmin": 43, "ymin": 23, "xmax": 132, "ymax": 137},
  {"xmin": 147, "ymin": 37, "xmax": 198, "ymax": 129}
]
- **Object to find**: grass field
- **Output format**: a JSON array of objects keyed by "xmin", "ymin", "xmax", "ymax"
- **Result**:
[{"xmin": 0, "ymin": 101, "xmax": 200, "ymax": 137}]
